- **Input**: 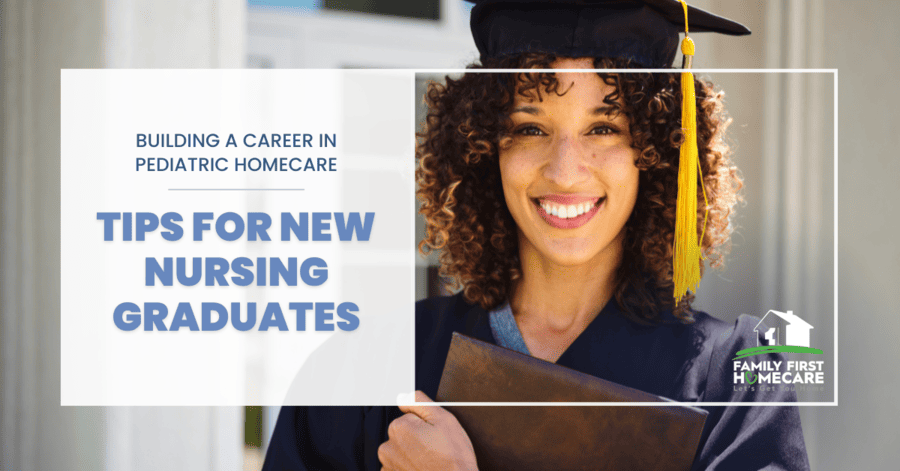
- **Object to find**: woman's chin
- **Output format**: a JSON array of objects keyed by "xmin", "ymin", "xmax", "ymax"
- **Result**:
[{"xmin": 533, "ymin": 239, "xmax": 611, "ymax": 268}]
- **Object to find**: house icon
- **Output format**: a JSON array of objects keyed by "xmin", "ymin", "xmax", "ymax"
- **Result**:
[{"xmin": 754, "ymin": 310, "xmax": 814, "ymax": 348}]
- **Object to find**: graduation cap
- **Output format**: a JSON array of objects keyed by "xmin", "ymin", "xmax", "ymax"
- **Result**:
[
  {"xmin": 466, "ymin": 0, "xmax": 750, "ymax": 303},
  {"xmin": 466, "ymin": 0, "xmax": 749, "ymax": 68}
]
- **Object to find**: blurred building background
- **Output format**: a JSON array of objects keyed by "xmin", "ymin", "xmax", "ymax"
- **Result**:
[{"xmin": 1, "ymin": 0, "xmax": 898, "ymax": 470}]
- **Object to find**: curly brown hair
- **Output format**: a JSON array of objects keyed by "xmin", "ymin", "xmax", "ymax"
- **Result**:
[{"xmin": 416, "ymin": 54, "xmax": 741, "ymax": 323}]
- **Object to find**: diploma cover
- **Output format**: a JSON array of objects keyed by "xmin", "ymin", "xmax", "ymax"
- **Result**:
[{"xmin": 436, "ymin": 333, "xmax": 708, "ymax": 471}]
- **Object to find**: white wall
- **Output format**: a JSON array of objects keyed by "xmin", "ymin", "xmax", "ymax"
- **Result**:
[
  {"xmin": 1, "ymin": 2, "xmax": 106, "ymax": 469},
  {"xmin": 1, "ymin": 1, "xmax": 246, "ymax": 470},
  {"xmin": 814, "ymin": 1, "xmax": 900, "ymax": 469}
]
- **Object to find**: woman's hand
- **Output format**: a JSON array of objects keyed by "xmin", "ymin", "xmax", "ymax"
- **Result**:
[{"xmin": 378, "ymin": 391, "xmax": 478, "ymax": 471}]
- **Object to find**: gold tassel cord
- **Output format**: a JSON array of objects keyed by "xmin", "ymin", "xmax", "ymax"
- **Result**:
[{"xmin": 673, "ymin": 0, "xmax": 709, "ymax": 303}]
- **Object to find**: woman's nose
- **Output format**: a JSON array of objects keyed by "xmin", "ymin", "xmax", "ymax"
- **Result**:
[{"xmin": 543, "ymin": 136, "xmax": 589, "ymax": 189}]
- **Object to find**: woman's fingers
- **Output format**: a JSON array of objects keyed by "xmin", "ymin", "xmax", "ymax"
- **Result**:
[
  {"xmin": 378, "ymin": 436, "xmax": 405, "ymax": 469},
  {"xmin": 387, "ymin": 412, "xmax": 423, "ymax": 441},
  {"xmin": 380, "ymin": 413, "xmax": 425, "ymax": 469},
  {"xmin": 413, "ymin": 390, "xmax": 434, "ymax": 403},
  {"xmin": 398, "ymin": 391, "xmax": 442, "ymax": 424},
  {"xmin": 381, "ymin": 392, "xmax": 478, "ymax": 470}
]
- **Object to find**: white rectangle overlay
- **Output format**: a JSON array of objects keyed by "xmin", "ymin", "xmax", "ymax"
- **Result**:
[{"xmin": 61, "ymin": 70, "xmax": 415, "ymax": 406}]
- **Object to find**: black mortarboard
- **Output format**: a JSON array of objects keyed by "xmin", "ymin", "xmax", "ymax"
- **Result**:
[{"xmin": 466, "ymin": 0, "xmax": 750, "ymax": 67}]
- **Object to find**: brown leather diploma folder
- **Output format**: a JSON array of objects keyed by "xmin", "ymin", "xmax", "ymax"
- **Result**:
[{"xmin": 435, "ymin": 333, "xmax": 708, "ymax": 471}]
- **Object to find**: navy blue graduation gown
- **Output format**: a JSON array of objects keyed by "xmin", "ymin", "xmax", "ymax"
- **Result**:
[{"xmin": 264, "ymin": 294, "xmax": 810, "ymax": 470}]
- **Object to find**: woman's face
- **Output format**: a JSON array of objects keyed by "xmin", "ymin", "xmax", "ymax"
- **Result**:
[{"xmin": 499, "ymin": 58, "xmax": 640, "ymax": 268}]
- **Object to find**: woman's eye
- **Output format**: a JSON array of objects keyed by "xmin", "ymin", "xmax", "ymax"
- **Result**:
[
  {"xmin": 589, "ymin": 125, "xmax": 617, "ymax": 135},
  {"xmin": 514, "ymin": 125, "xmax": 546, "ymax": 136}
]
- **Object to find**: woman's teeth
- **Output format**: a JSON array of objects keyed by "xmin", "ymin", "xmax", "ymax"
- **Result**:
[{"xmin": 539, "ymin": 200, "xmax": 597, "ymax": 219}]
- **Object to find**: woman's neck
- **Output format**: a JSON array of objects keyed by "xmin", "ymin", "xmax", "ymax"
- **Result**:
[{"xmin": 508, "ymin": 232, "xmax": 622, "ymax": 361}]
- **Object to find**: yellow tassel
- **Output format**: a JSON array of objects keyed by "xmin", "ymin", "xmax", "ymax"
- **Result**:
[{"xmin": 673, "ymin": 1, "xmax": 708, "ymax": 303}]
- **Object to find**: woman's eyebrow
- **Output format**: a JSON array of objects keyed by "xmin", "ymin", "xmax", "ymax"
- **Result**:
[
  {"xmin": 592, "ymin": 105, "xmax": 618, "ymax": 116},
  {"xmin": 510, "ymin": 105, "xmax": 542, "ymax": 115}
]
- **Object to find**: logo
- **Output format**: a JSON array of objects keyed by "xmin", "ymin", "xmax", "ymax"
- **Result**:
[
  {"xmin": 733, "ymin": 310, "xmax": 824, "ymax": 360},
  {"xmin": 732, "ymin": 310, "xmax": 826, "ymax": 391}
]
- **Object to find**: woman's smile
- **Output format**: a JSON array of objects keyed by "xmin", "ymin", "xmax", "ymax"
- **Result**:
[{"xmin": 533, "ymin": 194, "xmax": 606, "ymax": 229}]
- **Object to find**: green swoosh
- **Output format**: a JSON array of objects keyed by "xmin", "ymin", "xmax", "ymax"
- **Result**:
[{"xmin": 733, "ymin": 346, "xmax": 824, "ymax": 360}]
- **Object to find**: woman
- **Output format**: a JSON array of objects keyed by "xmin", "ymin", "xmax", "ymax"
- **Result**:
[{"xmin": 265, "ymin": 1, "xmax": 809, "ymax": 470}]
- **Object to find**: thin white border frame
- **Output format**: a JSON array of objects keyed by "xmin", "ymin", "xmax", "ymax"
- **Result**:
[
  {"xmin": 410, "ymin": 68, "xmax": 839, "ymax": 407},
  {"xmin": 55, "ymin": 69, "xmax": 837, "ymax": 407}
]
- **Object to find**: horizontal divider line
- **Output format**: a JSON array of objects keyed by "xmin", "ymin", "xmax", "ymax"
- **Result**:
[{"xmin": 168, "ymin": 188, "xmax": 305, "ymax": 191}]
